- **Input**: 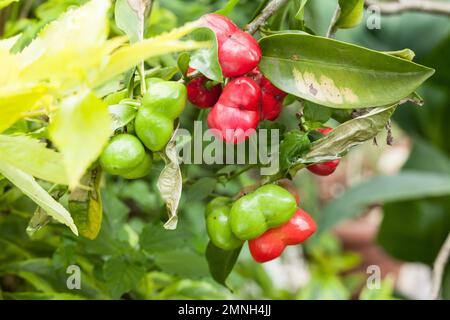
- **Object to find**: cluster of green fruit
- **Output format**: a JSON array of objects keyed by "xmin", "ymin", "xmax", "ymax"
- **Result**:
[{"xmin": 100, "ymin": 78, "xmax": 186, "ymax": 179}]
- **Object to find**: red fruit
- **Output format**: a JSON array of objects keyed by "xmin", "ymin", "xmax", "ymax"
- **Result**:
[
  {"xmin": 186, "ymin": 68, "xmax": 222, "ymax": 108},
  {"xmin": 248, "ymin": 67, "xmax": 287, "ymax": 121},
  {"xmin": 207, "ymin": 77, "xmax": 261, "ymax": 144},
  {"xmin": 249, "ymin": 208, "xmax": 317, "ymax": 263},
  {"xmin": 218, "ymin": 31, "xmax": 262, "ymax": 77},
  {"xmin": 307, "ymin": 127, "xmax": 341, "ymax": 176},
  {"xmin": 199, "ymin": 14, "xmax": 262, "ymax": 77},
  {"xmin": 200, "ymin": 14, "xmax": 238, "ymax": 44}
]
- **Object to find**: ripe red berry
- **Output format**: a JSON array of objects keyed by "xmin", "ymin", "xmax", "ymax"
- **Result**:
[
  {"xmin": 186, "ymin": 68, "xmax": 222, "ymax": 108},
  {"xmin": 207, "ymin": 76, "xmax": 261, "ymax": 144},
  {"xmin": 307, "ymin": 128, "xmax": 341, "ymax": 176},
  {"xmin": 248, "ymin": 67, "xmax": 287, "ymax": 121},
  {"xmin": 249, "ymin": 208, "xmax": 317, "ymax": 263},
  {"xmin": 199, "ymin": 14, "xmax": 262, "ymax": 78}
]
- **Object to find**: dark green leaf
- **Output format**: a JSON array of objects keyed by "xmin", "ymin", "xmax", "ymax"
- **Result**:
[
  {"xmin": 303, "ymin": 101, "xmax": 332, "ymax": 122},
  {"xmin": 186, "ymin": 177, "xmax": 217, "ymax": 201},
  {"xmin": 378, "ymin": 198, "xmax": 450, "ymax": 265},
  {"xmin": 319, "ymin": 171, "xmax": 450, "ymax": 234},
  {"xmin": 153, "ymin": 249, "xmax": 210, "ymax": 279},
  {"xmin": 279, "ymin": 130, "xmax": 311, "ymax": 171},
  {"xmin": 205, "ymin": 242, "xmax": 242, "ymax": 287},
  {"xmin": 103, "ymin": 255, "xmax": 146, "ymax": 299},
  {"xmin": 140, "ymin": 223, "xmax": 190, "ymax": 253}
]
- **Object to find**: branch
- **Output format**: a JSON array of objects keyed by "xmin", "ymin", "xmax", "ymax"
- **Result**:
[
  {"xmin": 245, "ymin": 0, "xmax": 291, "ymax": 35},
  {"xmin": 365, "ymin": 0, "xmax": 450, "ymax": 17},
  {"xmin": 431, "ymin": 232, "xmax": 450, "ymax": 299}
]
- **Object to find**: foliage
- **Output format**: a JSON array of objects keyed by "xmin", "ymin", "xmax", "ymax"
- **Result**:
[{"xmin": 0, "ymin": 0, "xmax": 447, "ymax": 300}]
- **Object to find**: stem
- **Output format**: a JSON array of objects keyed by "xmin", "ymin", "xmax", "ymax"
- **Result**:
[
  {"xmin": 431, "ymin": 232, "xmax": 450, "ymax": 299},
  {"xmin": 326, "ymin": 4, "xmax": 341, "ymax": 38},
  {"xmin": 139, "ymin": 0, "xmax": 154, "ymax": 96},
  {"xmin": 365, "ymin": 0, "xmax": 450, "ymax": 17},
  {"xmin": 221, "ymin": 164, "xmax": 258, "ymax": 182},
  {"xmin": 245, "ymin": 0, "xmax": 291, "ymax": 35}
]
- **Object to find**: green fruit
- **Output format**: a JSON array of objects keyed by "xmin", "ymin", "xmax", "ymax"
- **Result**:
[
  {"xmin": 134, "ymin": 109, "xmax": 173, "ymax": 152},
  {"xmin": 230, "ymin": 185, "xmax": 297, "ymax": 240},
  {"xmin": 135, "ymin": 78, "xmax": 187, "ymax": 151},
  {"xmin": 142, "ymin": 78, "xmax": 187, "ymax": 119},
  {"xmin": 205, "ymin": 197, "xmax": 243, "ymax": 250},
  {"xmin": 99, "ymin": 134, "xmax": 145, "ymax": 176},
  {"xmin": 121, "ymin": 152, "xmax": 153, "ymax": 179}
]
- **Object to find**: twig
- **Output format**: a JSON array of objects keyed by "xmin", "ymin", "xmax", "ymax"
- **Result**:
[
  {"xmin": 365, "ymin": 0, "xmax": 450, "ymax": 17},
  {"xmin": 431, "ymin": 232, "xmax": 450, "ymax": 299},
  {"xmin": 385, "ymin": 119, "xmax": 393, "ymax": 145},
  {"xmin": 245, "ymin": 0, "xmax": 291, "ymax": 35},
  {"xmin": 326, "ymin": 4, "xmax": 341, "ymax": 38}
]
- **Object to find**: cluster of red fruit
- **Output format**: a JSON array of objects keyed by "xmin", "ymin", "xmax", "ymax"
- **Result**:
[
  {"xmin": 188, "ymin": 14, "xmax": 340, "ymax": 177},
  {"xmin": 187, "ymin": 14, "xmax": 287, "ymax": 144}
]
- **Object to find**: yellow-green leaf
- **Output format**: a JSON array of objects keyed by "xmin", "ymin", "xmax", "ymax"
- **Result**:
[
  {"xmin": 0, "ymin": 85, "xmax": 49, "ymax": 133},
  {"xmin": 0, "ymin": 0, "xmax": 18, "ymax": 10},
  {"xmin": 50, "ymin": 91, "xmax": 112, "ymax": 189},
  {"xmin": 17, "ymin": 0, "xmax": 110, "ymax": 68},
  {"xmin": 0, "ymin": 135, "xmax": 68, "ymax": 185},
  {"xmin": 93, "ymin": 39, "xmax": 207, "ymax": 87},
  {"xmin": 69, "ymin": 167, "xmax": 103, "ymax": 239},
  {"xmin": 0, "ymin": 160, "xmax": 77, "ymax": 235}
]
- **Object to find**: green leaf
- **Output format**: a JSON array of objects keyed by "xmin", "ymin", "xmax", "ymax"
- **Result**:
[
  {"xmin": 279, "ymin": 130, "xmax": 311, "ymax": 171},
  {"xmin": 49, "ymin": 91, "xmax": 112, "ymax": 189},
  {"xmin": 215, "ymin": 0, "xmax": 239, "ymax": 16},
  {"xmin": 334, "ymin": 0, "xmax": 364, "ymax": 29},
  {"xmin": 69, "ymin": 166, "xmax": 103, "ymax": 240},
  {"xmin": 291, "ymin": 105, "xmax": 396, "ymax": 174},
  {"xmin": 157, "ymin": 128, "xmax": 182, "ymax": 230},
  {"xmin": 108, "ymin": 104, "xmax": 137, "ymax": 131},
  {"xmin": 153, "ymin": 249, "xmax": 210, "ymax": 279},
  {"xmin": 378, "ymin": 198, "xmax": 450, "ymax": 265},
  {"xmin": 205, "ymin": 242, "xmax": 242, "ymax": 287},
  {"xmin": 0, "ymin": 160, "xmax": 77, "ymax": 235},
  {"xmin": 385, "ymin": 48, "xmax": 415, "ymax": 61},
  {"xmin": 93, "ymin": 24, "xmax": 207, "ymax": 86},
  {"xmin": 140, "ymin": 223, "xmax": 190, "ymax": 253},
  {"xmin": 259, "ymin": 33, "xmax": 434, "ymax": 109},
  {"xmin": 0, "ymin": 135, "xmax": 68, "ymax": 185},
  {"xmin": 4, "ymin": 292, "xmax": 85, "ymax": 300},
  {"xmin": 294, "ymin": 0, "xmax": 308, "ymax": 21},
  {"xmin": 319, "ymin": 171, "xmax": 450, "ymax": 234},
  {"xmin": 359, "ymin": 275, "xmax": 396, "ymax": 300},
  {"xmin": 303, "ymin": 101, "xmax": 332, "ymax": 123},
  {"xmin": 0, "ymin": 0, "xmax": 18, "ymax": 10},
  {"xmin": 189, "ymin": 27, "xmax": 222, "ymax": 82},
  {"xmin": 0, "ymin": 85, "xmax": 49, "ymax": 133},
  {"xmin": 186, "ymin": 177, "xmax": 217, "ymax": 201},
  {"xmin": 115, "ymin": 0, "xmax": 149, "ymax": 44},
  {"xmin": 177, "ymin": 52, "xmax": 191, "ymax": 78},
  {"xmin": 103, "ymin": 255, "xmax": 146, "ymax": 299}
]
